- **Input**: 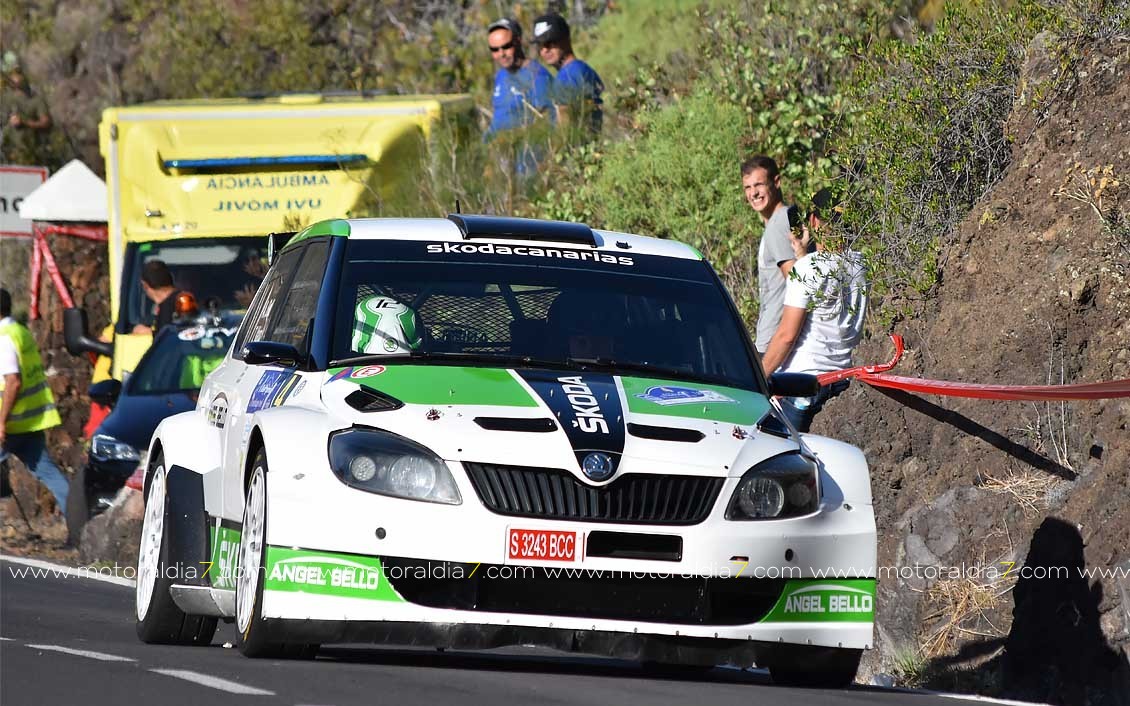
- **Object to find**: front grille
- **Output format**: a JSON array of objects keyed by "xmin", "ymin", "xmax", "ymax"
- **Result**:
[{"xmin": 464, "ymin": 463, "xmax": 723, "ymax": 525}]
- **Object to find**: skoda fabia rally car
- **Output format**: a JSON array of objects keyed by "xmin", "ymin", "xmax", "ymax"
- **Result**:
[{"xmin": 136, "ymin": 216, "xmax": 877, "ymax": 687}]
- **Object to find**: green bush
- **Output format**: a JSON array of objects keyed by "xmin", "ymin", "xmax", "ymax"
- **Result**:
[
  {"xmin": 834, "ymin": 0, "xmax": 1052, "ymax": 305},
  {"xmin": 700, "ymin": 1, "xmax": 883, "ymax": 202}
]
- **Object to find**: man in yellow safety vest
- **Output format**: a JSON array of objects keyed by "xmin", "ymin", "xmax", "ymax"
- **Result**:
[{"xmin": 0, "ymin": 288, "xmax": 70, "ymax": 518}]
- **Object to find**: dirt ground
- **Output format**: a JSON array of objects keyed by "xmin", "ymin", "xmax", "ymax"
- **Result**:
[{"xmin": 814, "ymin": 37, "xmax": 1130, "ymax": 703}]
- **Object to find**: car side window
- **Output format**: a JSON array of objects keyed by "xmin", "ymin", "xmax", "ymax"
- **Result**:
[
  {"xmin": 232, "ymin": 246, "xmax": 303, "ymax": 359},
  {"xmin": 262, "ymin": 238, "xmax": 330, "ymax": 352}
]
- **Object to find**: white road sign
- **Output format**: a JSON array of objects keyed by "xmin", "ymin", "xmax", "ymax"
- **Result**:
[{"xmin": 1, "ymin": 165, "xmax": 49, "ymax": 236}]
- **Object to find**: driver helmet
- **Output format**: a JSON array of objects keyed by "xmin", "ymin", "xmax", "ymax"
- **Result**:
[{"xmin": 352, "ymin": 295, "xmax": 422, "ymax": 355}]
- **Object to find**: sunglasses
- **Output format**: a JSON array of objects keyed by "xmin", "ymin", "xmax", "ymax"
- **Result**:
[{"xmin": 489, "ymin": 41, "xmax": 516, "ymax": 53}]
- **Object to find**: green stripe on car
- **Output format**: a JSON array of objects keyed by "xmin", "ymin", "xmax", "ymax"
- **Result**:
[
  {"xmin": 620, "ymin": 376, "xmax": 770, "ymax": 426},
  {"xmin": 333, "ymin": 365, "xmax": 538, "ymax": 407},
  {"xmin": 209, "ymin": 525, "xmax": 241, "ymax": 591},
  {"xmin": 285, "ymin": 218, "xmax": 351, "ymax": 249}
]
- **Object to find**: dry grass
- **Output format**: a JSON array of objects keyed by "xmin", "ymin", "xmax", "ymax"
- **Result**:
[
  {"xmin": 920, "ymin": 573, "xmax": 1013, "ymax": 658},
  {"xmin": 977, "ymin": 467, "xmax": 1059, "ymax": 517}
]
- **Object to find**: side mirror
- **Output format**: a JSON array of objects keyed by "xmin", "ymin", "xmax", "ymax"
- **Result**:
[
  {"xmin": 768, "ymin": 372, "xmax": 820, "ymax": 398},
  {"xmin": 64, "ymin": 308, "xmax": 113, "ymax": 358},
  {"xmin": 242, "ymin": 341, "xmax": 303, "ymax": 367},
  {"xmin": 88, "ymin": 379, "xmax": 122, "ymax": 407}
]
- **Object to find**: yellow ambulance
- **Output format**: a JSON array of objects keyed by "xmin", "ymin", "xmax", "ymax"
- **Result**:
[{"xmin": 65, "ymin": 93, "xmax": 472, "ymax": 379}]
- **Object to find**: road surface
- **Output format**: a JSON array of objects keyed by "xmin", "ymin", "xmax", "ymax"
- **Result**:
[{"xmin": 1, "ymin": 557, "xmax": 1011, "ymax": 706}]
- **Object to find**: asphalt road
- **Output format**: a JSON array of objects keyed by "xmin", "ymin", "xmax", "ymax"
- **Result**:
[{"xmin": 1, "ymin": 557, "xmax": 1005, "ymax": 706}]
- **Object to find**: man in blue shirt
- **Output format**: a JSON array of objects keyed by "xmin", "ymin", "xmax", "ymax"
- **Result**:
[
  {"xmin": 531, "ymin": 13, "xmax": 604, "ymax": 136},
  {"xmin": 485, "ymin": 18, "xmax": 554, "ymax": 138}
]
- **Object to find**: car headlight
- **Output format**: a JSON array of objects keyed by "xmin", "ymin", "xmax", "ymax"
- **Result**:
[
  {"xmin": 91, "ymin": 434, "xmax": 141, "ymax": 462},
  {"xmin": 328, "ymin": 428, "xmax": 461, "ymax": 505},
  {"xmin": 725, "ymin": 452, "xmax": 819, "ymax": 520}
]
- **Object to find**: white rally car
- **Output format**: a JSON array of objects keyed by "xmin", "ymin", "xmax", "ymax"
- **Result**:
[{"xmin": 135, "ymin": 216, "xmax": 876, "ymax": 687}]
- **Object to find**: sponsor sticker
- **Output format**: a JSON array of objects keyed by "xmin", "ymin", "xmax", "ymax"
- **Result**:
[
  {"xmin": 760, "ymin": 579, "xmax": 876, "ymax": 623},
  {"xmin": 634, "ymin": 385, "xmax": 736, "ymax": 406},
  {"xmin": 208, "ymin": 525, "xmax": 241, "ymax": 590},
  {"xmin": 178, "ymin": 325, "xmax": 205, "ymax": 341},
  {"xmin": 263, "ymin": 547, "xmax": 404, "ymax": 601},
  {"xmin": 247, "ymin": 370, "xmax": 291, "ymax": 413},
  {"xmin": 426, "ymin": 241, "xmax": 634, "ymax": 267},
  {"xmin": 352, "ymin": 365, "xmax": 386, "ymax": 378},
  {"xmin": 508, "ymin": 528, "xmax": 579, "ymax": 562}
]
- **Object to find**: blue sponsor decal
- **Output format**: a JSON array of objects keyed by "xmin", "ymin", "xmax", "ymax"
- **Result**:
[
  {"xmin": 247, "ymin": 370, "xmax": 295, "ymax": 413},
  {"xmin": 328, "ymin": 367, "xmax": 354, "ymax": 383},
  {"xmin": 635, "ymin": 386, "xmax": 736, "ymax": 407}
]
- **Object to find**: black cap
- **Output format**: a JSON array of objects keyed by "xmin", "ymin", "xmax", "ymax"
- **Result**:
[
  {"xmin": 487, "ymin": 17, "xmax": 522, "ymax": 39},
  {"xmin": 810, "ymin": 187, "xmax": 844, "ymax": 222},
  {"xmin": 531, "ymin": 14, "xmax": 570, "ymax": 44}
]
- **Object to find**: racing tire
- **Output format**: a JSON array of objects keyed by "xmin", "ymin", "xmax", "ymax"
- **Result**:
[
  {"xmin": 135, "ymin": 454, "xmax": 218, "ymax": 644},
  {"xmin": 765, "ymin": 645, "xmax": 862, "ymax": 689},
  {"xmin": 235, "ymin": 448, "xmax": 319, "ymax": 659}
]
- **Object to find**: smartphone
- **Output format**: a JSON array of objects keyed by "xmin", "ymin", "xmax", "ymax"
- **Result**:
[{"xmin": 786, "ymin": 204, "xmax": 803, "ymax": 230}]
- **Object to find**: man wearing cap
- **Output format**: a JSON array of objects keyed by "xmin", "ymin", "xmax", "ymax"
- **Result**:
[
  {"xmin": 760, "ymin": 189, "xmax": 869, "ymax": 432},
  {"xmin": 0, "ymin": 287, "xmax": 71, "ymax": 518},
  {"xmin": 485, "ymin": 18, "xmax": 554, "ymax": 138},
  {"xmin": 530, "ymin": 13, "xmax": 604, "ymax": 136}
]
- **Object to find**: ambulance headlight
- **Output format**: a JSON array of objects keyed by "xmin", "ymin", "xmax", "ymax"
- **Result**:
[
  {"xmin": 726, "ymin": 452, "xmax": 819, "ymax": 520},
  {"xmin": 329, "ymin": 428, "xmax": 461, "ymax": 505}
]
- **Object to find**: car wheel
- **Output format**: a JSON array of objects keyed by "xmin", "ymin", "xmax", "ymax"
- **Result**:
[
  {"xmin": 235, "ymin": 448, "xmax": 319, "ymax": 659},
  {"xmin": 135, "ymin": 454, "xmax": 218, "ymax": 644},
  {"xmin": 765, "ymin": 645, "xmax": 861, "ymax": 689}
]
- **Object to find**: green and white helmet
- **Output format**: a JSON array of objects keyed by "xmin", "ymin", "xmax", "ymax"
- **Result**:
[{"xmin": 351, "ymin": 295, "xmax": 422, "ymax": 355}]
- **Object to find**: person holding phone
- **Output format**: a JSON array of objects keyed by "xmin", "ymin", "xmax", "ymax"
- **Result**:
[{"xmin": 759, "ymin": 189, "xmax": 869, "ymax": 431}]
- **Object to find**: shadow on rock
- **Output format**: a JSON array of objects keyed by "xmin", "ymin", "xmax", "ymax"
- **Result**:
[
  {"xmin": 874, "ymin": 388, "xmax": 1077, "ymax": 481},
  {"xmin": 922, "ymin": 517, "xmax": 1128, "ymax": 705}
]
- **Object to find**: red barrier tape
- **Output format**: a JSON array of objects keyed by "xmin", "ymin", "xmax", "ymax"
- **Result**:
[
  {"xmin": 815, "ymin": 333, "xmax": 1130, "ymax": 400},
  {"xmin": 815, "ymin": 334, "xmax": 905, "ymax": 385},
  {"xmin": 856, "ymin": 373, "xmax": 1130, "ymax": 401}
]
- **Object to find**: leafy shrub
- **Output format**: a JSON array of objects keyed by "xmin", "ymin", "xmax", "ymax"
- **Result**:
[{"xmin": 834, "ymin": 0, "xmax": 1052, "ymax": 306}]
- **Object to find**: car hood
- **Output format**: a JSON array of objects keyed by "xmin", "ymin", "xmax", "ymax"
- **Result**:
[
  {"xmin": 97, "ymin": 390, "xmax": 198, "ymax": 453},
  {"xmin": 320, "ymin": 365, "xmax": 799, "ymax": 479}
]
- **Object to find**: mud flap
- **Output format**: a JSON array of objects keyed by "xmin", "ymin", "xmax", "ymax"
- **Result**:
[{"xmin": 165, "ymin": 465, "xmax": 210, "ymax": 586}]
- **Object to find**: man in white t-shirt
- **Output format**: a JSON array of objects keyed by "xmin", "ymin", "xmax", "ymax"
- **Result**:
[{"xmin": 760, "ymin": 189, "xmax": 868, "ymax": 431}]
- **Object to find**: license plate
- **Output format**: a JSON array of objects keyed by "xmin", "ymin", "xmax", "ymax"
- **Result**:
[{"xmin": 507, "ymin": 528, "xmax": 579, "ymax": 562}]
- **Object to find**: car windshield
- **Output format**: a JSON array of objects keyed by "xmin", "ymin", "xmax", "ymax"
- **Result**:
[
  {"xmin": 331, "ymin": 240, "xmax": 761, "ymax": 390},
  {"xmin": 123, "ymin": 238, "xmax": 268, "ymax": 329},
  {"xmin": 128, "ymin": 322, "xmax": 238, "ymax": 395}
]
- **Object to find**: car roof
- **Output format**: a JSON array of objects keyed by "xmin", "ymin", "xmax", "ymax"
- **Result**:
[{"xmin": 290, "ymin": 217, "xmax": 704, "ymax": 261}]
